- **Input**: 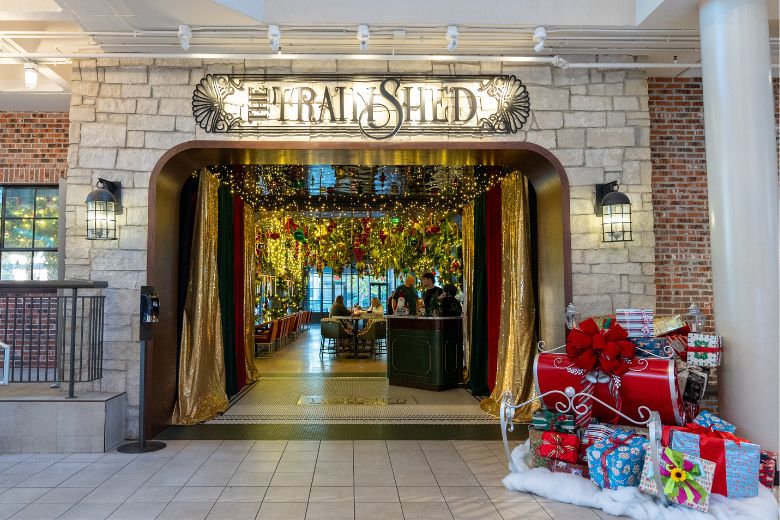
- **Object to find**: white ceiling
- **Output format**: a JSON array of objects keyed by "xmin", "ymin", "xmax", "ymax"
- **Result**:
[{"xmin": 0, "ymin": 0, "xmax": 777, "ymax": 110}]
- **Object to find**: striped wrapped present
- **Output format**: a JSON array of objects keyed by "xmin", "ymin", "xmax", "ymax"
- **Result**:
[{"xmin": 616, "ymin": 309, "xmax": 654, "ymax": 338}]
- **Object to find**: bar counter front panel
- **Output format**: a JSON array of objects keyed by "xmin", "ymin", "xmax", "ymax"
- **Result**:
[{"xmin": 386, "ymin": 316, "xmax": 463, "ymax": 391}]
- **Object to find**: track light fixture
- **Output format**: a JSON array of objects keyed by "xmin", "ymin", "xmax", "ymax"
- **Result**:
[
  {"xmin": 357, "ymin": 24, "xmax": 370, "ymax": 51},
  {"xmin": 445, "ymin": 25, "xmax": 459, "ymax": 51},
  {"xmin": 267, "ymin": 24, "xmax": 281, "ymax": 53},
  {"xmin": 533, "ymin": 26, "xmax": 547, "ymax": 53},
  {"xmin": 23, "ymin": 62, "xmax": 38, "ymax": 90},
  {"xmin": 178, "ymin": 24, "xmax": 192, "ymax": 50}
]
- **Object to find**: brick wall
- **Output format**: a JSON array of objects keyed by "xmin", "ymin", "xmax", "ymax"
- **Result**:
[
  {"xmin": 648, "ymin": 77, "xmax": 780, "ymax": 324},
  {"xmin": 0, "ymin": 112, "xmax": 69, "ymax": 183}
]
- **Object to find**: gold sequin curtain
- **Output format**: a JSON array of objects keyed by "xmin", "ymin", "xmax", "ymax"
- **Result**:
[
  {"xmin": 461, "ymin": 203, "xmax": 475, "ymax": 383},
  {"xmin": 480, "ymin": 172, "xmax": 537, "ymax": 419},
  {"xmin": 172, "ymin": 169, "xmax": 229, "ymax": 425},
  {"xmin": 244, "ymin": 204, "xmax": 260, "ymax": 383}
]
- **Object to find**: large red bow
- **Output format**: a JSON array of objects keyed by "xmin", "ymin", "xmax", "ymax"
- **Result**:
[{"xmin": 565, "ymin": 318, "xmax": 635, "ymax": 376}]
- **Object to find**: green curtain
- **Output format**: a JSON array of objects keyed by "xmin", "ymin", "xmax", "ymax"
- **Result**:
[
  {"xmin": 218, "ymin": 185, "xmax": 238, "ymax": 398},
  {"xmin": 469, "ymin": 192, "xmax": 489, "ymax": 396}
]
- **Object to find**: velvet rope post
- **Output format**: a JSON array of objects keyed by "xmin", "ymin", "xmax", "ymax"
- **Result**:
[{"xmin": 172, "ymin": 169, "xmax": 229, "ymax": 425}]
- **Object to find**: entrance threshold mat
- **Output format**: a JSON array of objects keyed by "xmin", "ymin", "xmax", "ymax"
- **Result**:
[
  {"xmin": 297, "ymin": 395, "xmax": 414, "ymax": 405},
  {"xmin": 155, "ymin": 423, "xmax": 527, "ymax": 441}
]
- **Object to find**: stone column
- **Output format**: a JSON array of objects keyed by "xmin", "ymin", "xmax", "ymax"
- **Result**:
[{"xmin": 699, "ymin": 0, "xmax": 779, "ymax": 449}]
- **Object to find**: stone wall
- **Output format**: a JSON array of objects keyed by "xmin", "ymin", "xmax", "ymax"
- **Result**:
[
  {"xmin": 0, "ymin": 112, "xmax": 68, "ymax": 183},
  {"xmin": 66, "ymin": 57, "xmax": 656, "ymax": 436}
]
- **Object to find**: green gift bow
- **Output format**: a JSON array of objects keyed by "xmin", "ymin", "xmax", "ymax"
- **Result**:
[
  {"xmin": 532, "ymin": 410, "xmax": 575, "ymax": 432},
  {"xmin": 660, "ymin": 448, "xmax": 709, "ymax": 506},
  {"xmin": 693, "ymin": 340, "xmax": 710, "ymax": 347},
  {"xmin": 693, "ymin": 352, "xmax": 709, "ymax": 360}
]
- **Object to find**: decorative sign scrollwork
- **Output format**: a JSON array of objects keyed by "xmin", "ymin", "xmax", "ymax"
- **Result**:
[{"xmin": 191, "ymin": 73, "xmax": 531, "ymax": 140}]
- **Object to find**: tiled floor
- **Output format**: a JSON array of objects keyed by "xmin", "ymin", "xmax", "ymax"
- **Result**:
[{"xmin": 0, "ymin": 440, "xmax": 624, "ymax": 520}]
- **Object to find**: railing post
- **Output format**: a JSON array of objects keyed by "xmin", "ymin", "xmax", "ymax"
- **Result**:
[{"xmin": 67, "ymin": 287, "xmax": 78, "ymax": 399}]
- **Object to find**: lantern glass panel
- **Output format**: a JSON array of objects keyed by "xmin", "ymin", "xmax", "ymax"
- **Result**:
[
  {"xmin": 86, "ymin": 200, "xmax": 117, "ymax": 240},
  {"xmin": 602, "ymin": 203, "xmax": 632, "ymax": 242}
]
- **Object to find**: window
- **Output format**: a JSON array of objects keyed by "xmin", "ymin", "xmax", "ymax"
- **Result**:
[
  {"xmin": 0, "ymin": 186, "xmax": 59, "ymax": 281},
  {"xmin": 306, "ymin": 266, "xmax": 391, "ymax": 313}
]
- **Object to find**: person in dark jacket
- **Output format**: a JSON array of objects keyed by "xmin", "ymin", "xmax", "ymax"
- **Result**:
[
  {"xmin": 329, "ymin": 295, "xmax": 353, "ymax": 333},
  {"xmin": 439, "ymin": 284, "xmax": 463, "ymax": 317}
]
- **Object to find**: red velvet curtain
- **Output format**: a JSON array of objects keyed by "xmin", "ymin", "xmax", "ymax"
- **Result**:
[
  {"xmin": 485, "ymin": 184, "xmax": 503, "ymax": 391},
  {"xmin": 233, "ymin": 197, "xmax": 248, "ymax": 390}
]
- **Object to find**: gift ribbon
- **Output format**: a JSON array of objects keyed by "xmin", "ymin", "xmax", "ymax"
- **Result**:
[
  {"xmin": 638, "ymin": 310, "xmax": 652, "ymax": 336},
  {"xmin": 599, "ymin": 432, "xmax": 638, "ymax": 488},
  {"xmin": 659, "ymin": 447, "xmax": 709, "ymax": 506},
  {"xmin": 541, "ymin": 432, "xmax": 578, "ymax": 462}
]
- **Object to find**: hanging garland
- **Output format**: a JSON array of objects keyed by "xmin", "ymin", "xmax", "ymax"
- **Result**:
[{"xmin": 255, "ymin": 212, "xmax": 462, "ymax": 281}]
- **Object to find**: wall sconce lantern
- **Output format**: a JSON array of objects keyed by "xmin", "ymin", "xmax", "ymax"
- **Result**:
[
  {"xmin": 85, "ymin": 178, "xmax": 121, "ymax": 240},
  {"xmin": 595, "ymin": 181, "xmax": 632, "ymax": 242},
  {"xmin": 685, "ymin": 302, "xmax": 706, "ymax": 333},
  {"xmin": 563, "ymin": 302, "xmax": 579, "ymax": 330}
]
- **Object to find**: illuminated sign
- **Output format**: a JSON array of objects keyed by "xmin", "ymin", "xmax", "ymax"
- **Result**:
[{"xmin": 192, "ymin": 74, "xmax": 530, "ymax": 140}]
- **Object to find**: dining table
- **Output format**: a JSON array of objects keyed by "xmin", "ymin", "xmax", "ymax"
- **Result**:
[{"xmin": 335, "ymin": 312, "xmax": 386, "ymax": 358}]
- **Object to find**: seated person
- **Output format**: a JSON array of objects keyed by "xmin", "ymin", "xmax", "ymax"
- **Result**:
[
  {"xmin": 329, "ymin": 295, "xmax": 353, "ymax": 333},
  {"xmin": 439, "ymin": 284, "xmax": 463, "ymax": 317},
  {"xmin": 368, "ymin": 297, "xmax": 384, "ymax": 314}
]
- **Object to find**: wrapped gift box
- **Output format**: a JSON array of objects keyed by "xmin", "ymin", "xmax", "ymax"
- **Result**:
[
  {"xmin": 543, "ymin": 459, "xmax": 589, "ymax": 478},
  {"xmin": 540, "ymin": 431, "xmax": 580, "ymax": 464},
  {"xmin": 663, "ymin": 424, "xmax": 760, "ymax": 498},
  {"xmin": 535, "ymin": 353, "xmax": 685, "ymax": 426},
  {"xmin": 639, "ymin": 446, "xmax": 715, "ymax": 513},
  {"xmin": 759, "ymin": 451, "xmax": 777, "ymax": 489},
  {"xmin": 653, "ymin": 315, "xmax": 687, "ymax": 337},
  {"xmin": 686, "ymin": 334, "xmax": 722, "ymax": 368},
  {"xmin": 616, "ymin": 309, "xmax": 654, "ymax": 338},
  {"xmin": 681, "ymin": 366, "xmax": 709, "ymax": 404},
  {"xmin": 531, "ymin": 410, "xmax": 576, "ymax": 433},
  {"xmin": 587, "ymin": 428, "xmax": 648, "ymax": 489},
  {"xmin": 693, "ymin": 410, "xmax": 735, "ymax": 433},
  {"xmin": 528, "ymin": 428, "xmax": 548, "ymax": 469},
  {"xmin": 632, "ymin": 337, "xmax": 671, "ymax": 358},
  {"xmin": 578, "ymin": 422, "xmax": 617, "ymax": 464}
]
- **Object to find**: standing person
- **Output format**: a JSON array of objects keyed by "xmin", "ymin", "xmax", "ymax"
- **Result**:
[
  {"xmin": 439, "ymin": 284, "xmax": 463, "ymax": 317},
  {"xmin": 392, "ymin": 275, "xmax": 419, "ymax": 316},
  {"xmin": 421, "ymin": 272, "xmax": 443, "ymax": 316}
]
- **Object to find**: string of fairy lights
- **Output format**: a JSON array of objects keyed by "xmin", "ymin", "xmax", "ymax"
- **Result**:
[{"xmin": 206, "ymin": 163, "xmax": 511, "ymax": 214}]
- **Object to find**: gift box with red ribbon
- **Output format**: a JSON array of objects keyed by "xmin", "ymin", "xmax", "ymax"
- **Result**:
[
  {"xmin": 663, "ymin": 423, "xmax": 761, "ymax": 498},
  {"xmin": 535, "ymin": 318, "xmax": 685, "ymax": 426},
  {"xmin": 686, "ymin": 334, "xmax": 722, "ymax": 368},
  {"xmin": 539, "ymin": 431, "xmax": 580, "ymax": 464},
  {"xmin": 578, "ymin": 422, "xmax": 617, "ymax": 464},
  {"xmin": 540, "ymin": 458, "xmax": 590, "ymax": 478}
]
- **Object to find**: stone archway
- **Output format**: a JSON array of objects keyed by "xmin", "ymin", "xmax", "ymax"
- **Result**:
[{"xmin": 144, "ymin": 141, "xmax": 571, "ymax": 436}]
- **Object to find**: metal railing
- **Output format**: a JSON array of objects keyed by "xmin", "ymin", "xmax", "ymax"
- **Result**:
[{"xmin": 0, "ymin": 280, "xmax": 108, "ymax": 398}]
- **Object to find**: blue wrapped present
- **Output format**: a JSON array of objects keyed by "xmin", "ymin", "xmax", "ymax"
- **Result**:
[
  {"xmin": 666, "ymin": 425, "xmax": 760, "ymax": 498},
  {"xmin": 631, "ymin": 337, "xmax": 671, "ymax": 358},
  {"xmin": 693, "ymin": 410, "xmax": 736, "ymax": 433},
  {"xmin": 586, "ymin": 427, "xmax": 648, "ymax": 489}
]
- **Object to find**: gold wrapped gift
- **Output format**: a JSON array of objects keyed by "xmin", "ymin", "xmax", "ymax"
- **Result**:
[{"xmin": 654, "ymin": 314, "xmax": 687, "ymax": 337}]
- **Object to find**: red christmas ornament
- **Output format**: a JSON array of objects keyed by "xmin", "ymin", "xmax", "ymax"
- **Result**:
[
  {"xmin": 268, "ymin": 232, "xmax": 280, "ymax": 240},
  {"xmin": 379, "ymin": 230, "xmax": 388, "ymax": 244},
  {"xmin": 451, "ymin": 260, "xmax": 461, "ymax": 270}
]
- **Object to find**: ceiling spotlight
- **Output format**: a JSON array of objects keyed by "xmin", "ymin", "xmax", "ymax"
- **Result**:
[
  {"xmin": 178, "ymin": 24, "xmax": 192, "ymax": 50},
  {"xmin": 23, "ymin": 62, "xmax": 38, "ymax": 90},
  {"xmin": 357, "ymin": 24, "xmax": 370, "ymax": 51},
  {"xmin": 533, "ymin": 26, "xmax": 547, "ymax": 53},
  {"xmin": 268, "ymin": 24, "xmax": 281, "ymax": 53},
  {"xmin": 445, "ymin": 25, "xmax": 459, "ymax": 51}
]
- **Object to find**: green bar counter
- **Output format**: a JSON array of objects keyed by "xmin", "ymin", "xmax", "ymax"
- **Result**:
[{"xmin": 386, "ymin": 316, "xmax": 463, "ymax": 391}]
